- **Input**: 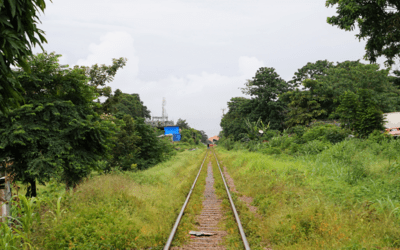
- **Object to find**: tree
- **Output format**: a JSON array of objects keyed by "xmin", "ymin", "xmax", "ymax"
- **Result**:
[
  {"xmin": 80, "ymin": 58, "xmax": 127, "ymax": 98},
  {"xmin": 181, "ymin": 128, "xmax": 201, "ymax": 145},
  {"xmin": 107, "ymin": 115, "xmax": 141, "ymax": 171},
  {"xmin": 99, "ymin": 89, "xmax": 172, "ymax": 171},
  {"xmin": 0, "ymin": 0, "xmax": 48, "ymax": 115},
  {"xmin": 220, "ymin": 97, "xmax": 253, "ymax": 141},
  {"xmin": 326, "ymin": 0, "xmax": 400, "ymax": 66},
  {"xmin": 335, "ymin": 89, "xmax": 385, "ymax": 137},
  {"xmin": 281, "ymin": 79, "xmax": 332, "ymax": 127},
  {"xmin": 176, "ymin": 118, "xmax": 190, "ymax": 130},
  {"xmin": 241, "ymin": 67, "xmax": 290, "ymax": 130},
  {"xmin": 102, "ymin": 89, "xmax": 151, "ymax": 119},
  {"xmin": 133, "ymin": 118, "xmax": 174, "ymax": 170},
  {"xmin": 282, "ymin": 61, "xmax": 400, "ymax": 127},
  {"xmin": 199, "ymin": 130, "xmax": 208, "ymax": 144},
  {"xmin": 0, "ymin": 52, "xmax": 117, "ymax": 195},
  {"xmin": 289, "ymin": 60, "xmax": 334, "ymax": 86},
  {"xmin": 102, "ymin": 102, "xmax": 173, "ymax": 171}
]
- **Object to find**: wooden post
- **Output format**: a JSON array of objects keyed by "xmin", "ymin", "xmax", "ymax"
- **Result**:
[
  {"xmin": 0, "ymin": 163, "xmax": 11, "ymax": 223},
  {"xmin": 4, "ymin": 170, "xmax": 10, "ymax": 221},
  {"xmin": 0, "ymin": 164, "xmax": 5, "ymax": 222},
  {"xmin": 1, "ymin": 189, "xmax": 4, "ymax": 222}
]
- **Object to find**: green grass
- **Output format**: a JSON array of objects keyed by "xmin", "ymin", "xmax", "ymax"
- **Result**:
[
  {"xmin": 215, "ymin": 141, "xmax": 400, "ymax": 249},
  {"xmin": 173, "ymin": 141, "xmax": 205, "ymax": 152},
  {"xmin": 211, "ymin": 152, "xmax": 244, "ymax": 249},
  {"xmin": 170, "ymin": 149, "xmax": 208, "ymax": 247},
  {"xmin": 211, "ymin": 151, "xmax": 271, "ymax": 250},
  {"xmin": 28, "ymin": 149, "xmax": 207, "ymax": 249}
]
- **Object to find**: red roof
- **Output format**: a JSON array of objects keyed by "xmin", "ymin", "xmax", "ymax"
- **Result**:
[{"xmin": 208, "ymin": 136, "xmax": 220, "ymax": 142}]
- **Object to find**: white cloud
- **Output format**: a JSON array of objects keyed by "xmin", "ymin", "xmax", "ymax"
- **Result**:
[
  {"xmin": 77, "ymin": 31, "xmax": 139, "ymax": 79},
  {"xmin": 37, "ymin": 0, "xmax": 377, "ymax": 137},
  {"xmin": 238, "ymin": 56, "xmax": 264, "ymax": 79},
  {"xmin": 76, "ymin": 32, "xmax": 264, "ymax": 136}
]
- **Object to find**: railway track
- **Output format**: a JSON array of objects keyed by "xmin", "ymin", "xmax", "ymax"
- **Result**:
[{"xmin": 164, "ymin": 149, "xmax": 250, "ymax": 250}]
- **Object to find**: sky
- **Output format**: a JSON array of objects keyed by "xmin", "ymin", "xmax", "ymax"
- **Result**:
[{"xmin": 33, "ymin": 0, "xmax": 388, "ymax": 138}]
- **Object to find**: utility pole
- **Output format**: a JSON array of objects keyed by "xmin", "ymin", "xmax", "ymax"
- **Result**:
[{"xmin": 221, "ymin": 108, "xmax": 226, "ymax": 116}]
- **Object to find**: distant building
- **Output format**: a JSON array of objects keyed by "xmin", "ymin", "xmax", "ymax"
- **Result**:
[
  {"xmin": 144, "ymin": 97, "xmax": 174, "ymax": 128},
  {"xmin": 384, "ymin": 112, "xmax": 400, "ymax": 128},
  {"xmin": 208, "ymin": 136, "xmax": 220, "ymax": 144},
  {"xmin": 164, "ymin": 126, "xmax": 181, "ymax": 141},
  {"xmin": 145, "ymin": 117, "xmax": 174, "ymax": 128}
]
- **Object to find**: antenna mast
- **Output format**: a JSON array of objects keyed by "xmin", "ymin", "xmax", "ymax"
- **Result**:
[{"xmin": 162, "ymin": 97, "xmax": 166, "ymax": 122}]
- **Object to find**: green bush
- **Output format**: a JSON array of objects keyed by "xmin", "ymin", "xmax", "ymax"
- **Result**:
[
  {"xmin": 287, "ymin": 125, "xmax": 307, "ymax": 137},
  {"xmin": 368, "ymin": 129, "xmax": 392, "ymax": 144},
  {"xmin": 297, "ymin": 140, "xmax": 331, "ymax": 155},
  {"xmin": 302, "ymin": 124, "xmax": 349, "ymax": 144},
  {"xmin": 262, "ymin": 147, "xmax": 282, "ymax": 155},
  {"xmin": 268, "ymin": 135, "xmax": 295, "ymax": 150},
  {"xmin": 260, "ymin": 129, "xmax": 281, "ymax": 141}
]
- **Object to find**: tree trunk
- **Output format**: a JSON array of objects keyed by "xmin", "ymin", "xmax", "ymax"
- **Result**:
[{"xmin": 25, "ymin": 179, "xmax": 37, "ymax": 197}]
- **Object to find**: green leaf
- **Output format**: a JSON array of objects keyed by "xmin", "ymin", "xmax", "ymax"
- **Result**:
[{"xmin": 7, "ymin": 0, "xmax": 16, "ymax": 17}]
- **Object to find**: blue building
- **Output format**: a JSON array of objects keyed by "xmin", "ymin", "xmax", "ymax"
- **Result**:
[{"xmin": 164, "ymin": 126, "xmax": 181, "ymax": 141}]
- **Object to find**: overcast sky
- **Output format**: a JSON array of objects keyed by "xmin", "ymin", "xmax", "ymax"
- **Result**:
[{"xmin": 34, "ymin": 0, "xmax": 388, "ymax": 137}]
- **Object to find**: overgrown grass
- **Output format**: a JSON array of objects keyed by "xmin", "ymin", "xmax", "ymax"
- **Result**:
[
  {"xmin": 215, "ymin": 142, "xmax": 400, "ymax": 249},
  {"xmin": 211, "ymin": 152, "xmax": 244, "ymax": 249},
  {"xmin": 173, "ymin": 141, "xmax": 205, "ymax": 152},
  {"xmin": 20, "ymin": 149, "xmax": 207, "ymax": 249},
  {"xmin": 210, "ymin": 151, "xmax": 267, "ymax": 250},
  {"xmin": 170, "ymin": 150, "xmax": 208, "ymax": 247}
]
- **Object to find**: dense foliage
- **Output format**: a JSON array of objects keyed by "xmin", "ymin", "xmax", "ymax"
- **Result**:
[
  {"xmin": 176, "ymin": 118, "xmax": 190, "ymax": 130},
  {"xmin": 240, "ymin": 67, "xmax": 291, "ymax": 130},
  {"xmin": 0, "ymin": 0, "xmax": 48, "ymax": 115},
  {"xmin": 0, "ymin": 52, "xmax": 176, "ymax": 195},
  {"xmin": 181, "ymin": 128, "xmax": 201, "ymax": 145},
  {"xmin": 0, "ymin": 52, "xmax": 117, "ymax": 194},
  {"xmin": 282, "ymin": 61, "xmax": 399, "ymax": 128},
  {"xmin": 103, "ymin": 90, "xmax": 151, "ymax": 119},
  {"xmin": 326, "ymin": 0, "xmax": 400, "ymax": 66},
  {"xmin": 220, "ymin": 97, "xmax": 252, "ymax": 141},
  {"xmin": 82, "ymin": 58, "xmax": 127, "ymax": 98},
  {"xmin": 221, "ymin": 60, "xmax": 399, "ymax": 141},
  {"xmin": 174, "ymin": 118, "xmax": 208, "ymax": 146}
]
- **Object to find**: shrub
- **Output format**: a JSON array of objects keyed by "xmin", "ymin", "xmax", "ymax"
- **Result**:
[
  {"xmin": 368, "ymin": 129, "xmax": 392, "ymax": 144},
  {"xmin": 268, "ymin": 135, "xmax": 294, "ymax": 150},
  {"xmin": 287, "ymin": 125, "xmax": 307, "ymax": 137},
  {"xmin": 302, "ymin": 124, "xmax": 349, "ymax": 144},
  {"xmin": 297, "ymin": 140, "xmax": 331, "ymax": 155},
  {"xmin": 220, "ymin": 137, "xmax": 235, "ymax": 151},
  {"xmin": 261, "ymin": 129, "xmax": 281, "ymax": 141}
]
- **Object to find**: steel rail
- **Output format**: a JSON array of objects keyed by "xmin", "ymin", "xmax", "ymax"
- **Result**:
[
  {"xmin": 211, "ymin": 149, "xmax": 251, "ymax": 250},
  {"xmin": 163, "ymin": 150, "xmax": 208, "ymax": 250}
]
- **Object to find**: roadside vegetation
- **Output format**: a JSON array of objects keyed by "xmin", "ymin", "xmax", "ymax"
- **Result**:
[
  {"xmin": 1, "ymin": 0, "xmax": 400, "ymax": 249},
  {"xmin": 216, "ymin": 128, "xmax": 400, "ymax": 249},
  {"xmin": 0, "ymin": 51, "xmax": 207, "ymax": 249},
  {"xmin": 1, "ymin": 150, "xmax": 206, "ymax": 249},
  {"xmin": 216, "ymin": 37, "xmax": 400, "ymax": 249}
]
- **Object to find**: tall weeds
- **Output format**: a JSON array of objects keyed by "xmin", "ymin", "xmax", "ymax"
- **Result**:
[
  {"xmin": 29, "ymin": 149, "xmax": 207, "ymax": 249},
  {"xmin": 215, "ymin": 144, "xmax": 400, "ymax": 249},
  {"xmin": 0, "ymin": 194, "xmax": 42, "ymax": 250}
]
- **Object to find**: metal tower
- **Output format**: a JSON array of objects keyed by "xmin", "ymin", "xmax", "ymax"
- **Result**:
[{"xmin": 162, "ymin": 97, "xmax": 166, "ymax": 122}]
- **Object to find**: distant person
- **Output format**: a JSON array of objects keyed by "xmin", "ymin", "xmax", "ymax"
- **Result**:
[{"xmin": 207, "ymin": 144, "xmax": 209, "ymax": 149}]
